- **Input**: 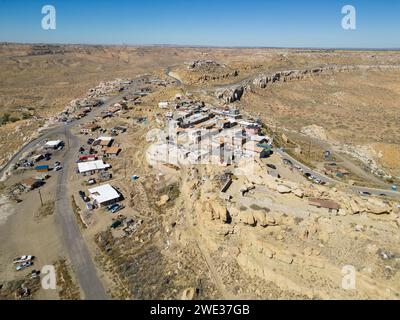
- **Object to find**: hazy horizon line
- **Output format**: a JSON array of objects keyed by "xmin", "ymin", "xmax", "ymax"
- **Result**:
[{"xmin": 1, "ymin": 41, "xmax": 400, "ymax": 52}]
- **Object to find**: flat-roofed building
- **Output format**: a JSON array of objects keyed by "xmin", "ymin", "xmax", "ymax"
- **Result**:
[
  {"xmin": 104, "ymin": 146, "xmax": 121, "ymax": 158},
  {"xmin": 89, "ymin": 184, "xmax": 120, "ymax": 207},
  {"xmin": 77, "ymin": 160, "xmax": 111, "ymax": 175},
  {"xmin": 309, "ymin": 198, "xmax": 340, "ymax": 213},
  {"xmin": 44, "ymin": 140, "xmax": 64, "ymax": 150}
]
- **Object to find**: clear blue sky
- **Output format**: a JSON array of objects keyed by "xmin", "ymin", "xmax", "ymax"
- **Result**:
[{"xmin": 0, "ymin": 0, "xmax": 399, "ymax": 48}]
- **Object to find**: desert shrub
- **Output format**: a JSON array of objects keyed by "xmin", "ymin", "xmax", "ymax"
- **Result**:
[
  {"xmin": 22, "ymin": 112, "xmax": 33, "ymax": 120},
  {"xmin": 0, "ymin": 113, "xmax": 20, "ymax": 125}
]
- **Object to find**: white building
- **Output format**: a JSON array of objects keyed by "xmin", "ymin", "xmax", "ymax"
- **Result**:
[
  {"xmin": 77, "ymin": 160, "xmax": 111, "ymax": 174},
  {"xmin": 89, "ymin": 184, "xmax": 120, "ymax": 207},
  {"xmin": 158, "ymin": 102, "xmax": 169, "ymax": 109},
  {"xmin": 44, "ymin": 140, "xmax": 64, "ymax": 149}
]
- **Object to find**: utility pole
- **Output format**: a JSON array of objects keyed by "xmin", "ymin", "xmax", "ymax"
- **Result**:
[{"xmin": 38, "ymin": 189, "xmax": 43, "ymax": 206}]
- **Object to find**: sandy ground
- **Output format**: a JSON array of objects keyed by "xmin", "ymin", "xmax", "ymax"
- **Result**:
[
  {"xmin": 1, "ymin": 45, "xmax": 400, "ymax": 300},
  {"xmin": 0, "ymin": 134, "xmax": 80, "ymax": 300}
]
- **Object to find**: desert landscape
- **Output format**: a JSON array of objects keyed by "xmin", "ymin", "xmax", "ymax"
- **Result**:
[{"xmin": 0, "ymin": 44, "xmax": 399, "ymax": 300}]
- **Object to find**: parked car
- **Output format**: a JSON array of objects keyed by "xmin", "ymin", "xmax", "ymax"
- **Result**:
[
  {"xmin": 79, "ymin": 191, "xmax": 89, "ymax": 202},
  {"xmin": 54, "ymin": 161, "xmax": 61, "ymax": 167},
  {"xmin": 283, "ymin": 159, "xmax": 293, "ymax": 166},
  {"xmin": 107, "ymin": 204, "xmax": 119, "ymax": 212},
  {"xmin": 111, "ymin": 220, "xmax": 122, "ymax": 229},
  {"xmin": 359, "ymin": 191, "xmax": 371, "ymax": 196},
  {"xmin": 86, "ymin": 179, "xmax": 96, "ymax": 185},
  {"xmin": 266, "ymin": 164, "xmax": 277, "ymax": 170},
  {"xmin": 16, "ymin": 261, "xmax": 33, "ymax": 271},
  {"xmin": 110, "ymin": 204, "xmax": 124, "ymax": 214},
  {"xmin": 13, "ymin": 255, "xmax": 35, "ymax": 264},
  {"xmin": 87, "ymin": 138, "xmax": 95, "ymax": 145},
  {"xmin": 54, "ymin": 165, "xmax": 62, "ymax": 171},
  {"xmin": 86, "ymin": 203, "xmax": 94, "ymax": 211},
  {"xmin": 30, "ymin": 270, "xmax": 40, "ymax": 279}
]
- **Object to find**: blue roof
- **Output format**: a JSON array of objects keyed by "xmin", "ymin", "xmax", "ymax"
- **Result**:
[{"xmin": 35, "ymin": 165, "xmax": 49, "ymax": 170}]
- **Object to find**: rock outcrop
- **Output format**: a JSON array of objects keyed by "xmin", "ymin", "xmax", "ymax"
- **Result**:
[
  {"xmin": 216, "ymin": 86, "xmax": 246, "ymax": 104},
  {"xmin": 215, "ymin": 65, "xmax": 355, "ymax": 103}
]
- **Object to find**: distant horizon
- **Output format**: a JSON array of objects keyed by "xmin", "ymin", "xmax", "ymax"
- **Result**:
[
  {"xmin": 1, "ymin": 1, "xmax": 400, "ymax": 49},
  {"xmin": 2, "ymin": 41, "xmax": 400, "ymax": 52}
]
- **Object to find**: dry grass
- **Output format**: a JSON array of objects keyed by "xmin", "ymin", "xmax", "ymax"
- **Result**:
[
  {"xmin": 71, "ymin": 196, "xmax": 87, "ymax": 230},
  {"xmin": 54, "ymin": 259, "xmax": 81, "ymax": 300},
  {"xmin": 35, "ymin": 200, "xmax": 55, "ymax": 221}
]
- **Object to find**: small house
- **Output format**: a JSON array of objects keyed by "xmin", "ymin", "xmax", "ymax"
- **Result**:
[
  {"xmin": 77, "ymin": 160, "xmax": 111, "ymax": 175},
  {"xmin": 44, "ymin": 140, "xmax": 64, "ymax": 150},
  {"xmin": 245, "ymin": 124, "xmax": 261, "ymax": 136},
  {"xmin": 21, "ymin": 178, "xmax": 43, "ymax": 191},
  {"xmin": 89, "ymin": 184, "xmax": 120, "ymax": 207},
  {"xmin": 309, "ymin": 198, "xmax": 340, "ymax": 213},
  {"xmin": 104, "ymin": 146, "xmax": 121, "ymax": 158},
  {"xmin": 81, "ymin": 123, "xmax": 100, "ymax": 134}
]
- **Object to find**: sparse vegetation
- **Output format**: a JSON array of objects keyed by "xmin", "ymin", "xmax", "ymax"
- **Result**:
[
  {"xmin": 0, "ymin": 113, "xmax": 19, "ymax": 126},
  {"xmin": 71, "ymin": 196, "xmax": 87, "ymax": 229},
  {"xmin": 54, "ymin": 259, "xmax": 81, "ymax": 300},
  {"xmin": 35, "ymin": 201, "xmax": 55, "ymax": 221}
]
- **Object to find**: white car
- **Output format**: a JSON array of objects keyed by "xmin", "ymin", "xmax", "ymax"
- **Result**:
[
  {"xmin": 16, "ymin": 261, "xmax": 33, "ymax": 271},
  {"xmin": 13, "ymin": 255, "xmax": 34, "ymax": 264},
  {"xmin": 54, "ymin": 165, "xmax": 63, "ymax": 171}
]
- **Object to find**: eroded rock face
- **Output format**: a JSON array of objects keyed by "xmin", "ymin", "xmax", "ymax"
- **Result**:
[
  {"xmin": 236, "ymin": 210, "xmax": 277, "ymax": 228},
  {"xmin": 215, "ymin": 65, "xmax": 355, "ymax": 103},
  {"xmin": 187, "ymin": 60, "xmax": 225, "ymax": 70},
  {"xmin": 210, "ymin": 201, "xmax": 230, "ymax": 223},
  {"xmin": 366, "ymin": 198, "xmax": 392, "ymax": 215},
  {"xmin": 216, "ymin": 86, "xmax": 245, "ymax": 103},
  {"xmin": 340, "ymin": 196, "xmax": 393, "ymax": 215},
  {"xmin": 238, "ymin": 211, "xmax": 256, "ymax": 226},
  {"xmin": 277, "ymin": 185, "xmax": 292, "ymax": 194},
  {"xmin": 293, "ymin": 189, "xmax": 305, "ymax": 198},
  {"xmin": 252, "ymin": 66, "xmax": 353, "ymax": 89},
  {"xmin": 157, "ymin": 195, "xmax": 170, "ymax": 206}
]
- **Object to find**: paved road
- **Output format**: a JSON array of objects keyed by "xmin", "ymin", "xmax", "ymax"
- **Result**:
[
  {"xmin": 165, "ymin": 67, "xmax": 183, "ymax": 86},
  {"xmin": 291, "ymin": 131, "xmax": 389, "ymax": 188},
  {"xmin": 0, "ymin": 82, "xmax": 141, "ymax": 178},
  {"xmin": 276, "ymin": 148, "xmax": 400, "ymax": 200},
  {"xmin": 55, "ymin": 129, "xmax": 108, "ymax": 300},
  {"xmin": 54, "ymin": 77, "xmax": 147, "ymax": 299}
]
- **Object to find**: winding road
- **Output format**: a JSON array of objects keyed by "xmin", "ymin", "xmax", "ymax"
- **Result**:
[
  {"xmin": 275, "ymin": 148, "xmax": 400, "ymax": 200},
  {"xmin": 1, "ymin": 66, "xmax": 399, "ymax": 300},
  {"xmin": 166, "ymin": 66, "xmax": 399, "ymax": 201}
]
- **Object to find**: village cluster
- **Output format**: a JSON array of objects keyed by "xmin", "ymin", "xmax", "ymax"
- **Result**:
[
  {"xmin": 148, "ymin": 95, "xmax": 274, "ymax": 167},
  {"xmin": 53, "ymin": 76, "xmax": 176, "ymax": 124},
  {"xmin": 6, "ymin": 76, "xmax": 176, "ymax": 236}
]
